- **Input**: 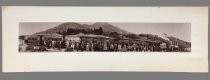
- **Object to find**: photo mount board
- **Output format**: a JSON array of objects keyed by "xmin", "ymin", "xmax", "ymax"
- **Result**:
[{"xmin": 2, "ymin": 6, "xmax": 208, "ymax": 72}]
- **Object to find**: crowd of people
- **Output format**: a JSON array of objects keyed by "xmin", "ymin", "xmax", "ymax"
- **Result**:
[
  {"xmin": 19, "ymin": 38, "xmax": 187, "ymax": 52},
  {"xmin": 43, "ymin": 40, "xmax": 158, "ymax": 52}
]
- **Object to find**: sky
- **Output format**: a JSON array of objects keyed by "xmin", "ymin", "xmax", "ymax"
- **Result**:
[{"xmin": 19, "ymin": 22, "xmax": 191, "ymax": 42}]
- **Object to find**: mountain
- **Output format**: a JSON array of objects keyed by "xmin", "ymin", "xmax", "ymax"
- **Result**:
[
  {"xmin": 34, "ymin": 22, "xmax": 88, "ymax": 35},
  {"xmin": 34, "ymin": 22, "xmax": 131, "ymax": 35}
]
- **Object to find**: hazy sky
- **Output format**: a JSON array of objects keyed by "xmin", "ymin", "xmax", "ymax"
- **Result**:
[{"xmin": 19, "ymin": 22, "xmax": 191, "ymax": 42}]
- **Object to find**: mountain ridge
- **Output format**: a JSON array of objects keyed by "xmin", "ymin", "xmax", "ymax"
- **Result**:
[{"xmin": 34, "ymin": 22, "xmax": 131, "ymax": 35}]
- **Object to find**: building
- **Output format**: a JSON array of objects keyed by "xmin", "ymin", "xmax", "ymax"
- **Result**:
[
  {"xmin": 160, "ymin": 42, "xmax": 167, "ymax": 49},
  {"xmin": 65, "ymin": 35, "xmax": 81, "ymax": 42},
  {"xmin": 44, "ymin": 33, "xmax": 63, "ymax": 41},
  {"xmin": 19, "ymin": 35, "xmax": 29, "ymax": 45}
]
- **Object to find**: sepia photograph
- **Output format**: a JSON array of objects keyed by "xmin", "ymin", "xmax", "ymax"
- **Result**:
[
  {"xmin": 3, "ymin": 6, "xmax": 208, "ymax": 72},
  {"xmin": 19, "ymin": 22, "xmax": 191, "ymax": 52}
]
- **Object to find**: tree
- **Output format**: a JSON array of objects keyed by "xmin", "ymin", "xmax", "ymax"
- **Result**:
[
  {"xmin": 57, "ymin": 31, "xmax": 61, "ymax": 34},
  {"xmin": 125, "ymin": 34, "xmax": 138, "ymax": 39},
  {"xmin": 93, "ymin": 28, "xmax": 97, "ymax": 34},
  {"xmin": 98, "ymin": 27, "xmax": 104, "ymax": 35},
  {"xmin": 109, "ymin": 32, "xmax": 120, "ymax": 38}
]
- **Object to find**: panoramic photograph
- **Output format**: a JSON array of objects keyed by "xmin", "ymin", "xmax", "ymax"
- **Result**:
[{"xmin": 19, "ymin": 22, "xmax": 191, "ymax": 52}]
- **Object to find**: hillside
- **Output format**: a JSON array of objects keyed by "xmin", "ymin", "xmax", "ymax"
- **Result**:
[
  {"xmin": 138, "ymin": 34, "xmax": 191, "ymax": 48},
  {"xmin": 167, "ymin": 36, "xmax": 191, "ymax": 48},
  {"xmin": 34, "ymin": 22, "xmax": 88, "ymax": 34},
  {"xmin": 34, "ymin": 22, "xmax": 131, "ymax": 35}
]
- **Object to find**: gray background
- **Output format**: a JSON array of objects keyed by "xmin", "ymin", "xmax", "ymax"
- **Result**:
[{"xmin": 0, "ymin": 0, "xmax": 209, "ymax": 80}]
